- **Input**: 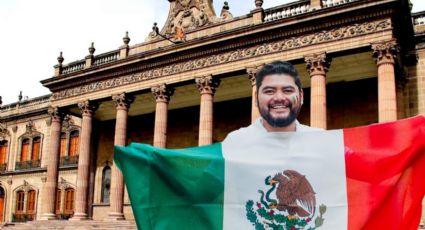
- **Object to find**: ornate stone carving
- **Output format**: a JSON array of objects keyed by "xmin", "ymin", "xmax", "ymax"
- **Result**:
[
  {"xmin": 220, "ymin": 2, "xmax": 233, "ymax": 21},
  {"xmin": 52, "ymin": 19, "xmax": 391, "ymax": 101},
  {"xmin": 372, "ymin": 39, "xmax": 399, "ymax": 66},
  {"xmin": 48, "ymin": 106, "xmax": 65, "ymax": 123},
  {"xmin": 196, "ymin": 75, "xmax": 220, "ymax": 95},
  {"xmin": 305, "ymin": 53, "xmax": 332, "ymax": 76},
  {"xmin": 78, "ymin": 100, "xmax": 99, "ymax": 116},
  {"xmin": 7, "ymin": 178, "xmax": 12, "ymax": 185},
  {"xmin": 147, "ymin": 0, "xmax": 216, "ymax": 41},
  {"xmin": 151, "ymin": 84, "xmax": 174, "ymax": 103},
  {"xmin": 246, "ymin": 64, "xmax": 264, "ymax": 86},
  {"xmin": 41, "ymin": 176, "xmax": 47, "ymax": 183},
  {"xmin": 112, "ymin": 93, "xmax": 134, "ymax": 110},
  {"xmin": 0, "ymin": 123, "xmax": 10, "ymax": 141},
  {"xmin": 12, "ymin": 125, "xmax": 17, "ymax": 133},
  {"xmin": 25, "ymin": 120, "xmax": 37, "ymax": 134}
]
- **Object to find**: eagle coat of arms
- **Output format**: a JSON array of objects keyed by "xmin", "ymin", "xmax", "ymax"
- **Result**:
[{"xmin": 245, "ymin": 170, "xmax": 327, "ymax": 230}]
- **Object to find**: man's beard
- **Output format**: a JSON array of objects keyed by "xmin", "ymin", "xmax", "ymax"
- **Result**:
[{"xmin": 259, "ymin": 101, "xmax": 300, "ymax": 128}]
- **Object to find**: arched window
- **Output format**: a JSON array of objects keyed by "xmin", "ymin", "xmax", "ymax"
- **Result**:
[
  {"xmin": 64, "ymin": 188, "xmax": 74, "ymax": 214},
  {"xmin": 0, "ymin": 141, "xmax": 8, "ymax": 164},
  {"xmin": 20, "ymin": 139, "xmax": 30, "ymax": 161},
  {"xmin": 31, "ymin": 137, "xmax": 41, "ymax": 161},
  {"xmin": 59, "ymin": 133, "xmax": 67, "ymax": 157},
  {"xmin": 15, "ymin": 191, "xmax": 25, "ymax": 214},
  {"xmin": 69, "ymin": 131, "xmax": 79, "ymax": 157},
  {"xmin": 26, "ymin": 190, "xmax": 36, "ymax": 214},
  {"xmin": 101, "ymin": 166, "xmax": 111, "ymax": 203},
  {"xmin": 55, "ymin": 189, "xmax": 61, "ymax": 214}
]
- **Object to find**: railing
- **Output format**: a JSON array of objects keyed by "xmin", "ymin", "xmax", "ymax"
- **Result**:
[
  {"xmin": 413, "ymin": 11, "xmax": 425, "ymax": 26},
  {"xmin": 93, "ymin": 50, "xmax": 120, "ymax": 66},
  {"xmin": 62, "ymin": 60, "xmax": 85, "ymax": 74},
  {"xmin": 59, "ymin": 155, "xmax": 79, "ymax": 166},
  {"xmin": 0, "ymin": 163, "xmax": 7, "ymax": 172},
  {"xmin": 12, "ymin": 213, "xmax": 35, "ymax": 222},
  {"xmin": 15, "ymin": 160, "xmax": 41, "ymax": 170},
  {"xmin": 322, "ymin": 0, "xmax": 357, "ymax": 8},
  {"xmin": 0, "ymin": 94, "xmax": 51, "ymax": 112},
  {"xmin": 264, "ymin": 0, "xmax": 310, "ymax": 22}
]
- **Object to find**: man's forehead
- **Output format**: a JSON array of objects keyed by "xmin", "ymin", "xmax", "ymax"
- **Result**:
[{"xmin": 260, "ymin": 74, "xmax": 297, "ymax": 86}]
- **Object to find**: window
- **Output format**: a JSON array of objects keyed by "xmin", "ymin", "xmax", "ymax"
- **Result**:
[
  {"xmin": 0, "ymin": 141, "xmax": 7, "ymax": 164},
  {"xmin": 20, "ymin": 139, "xmax": 30, "ymax": 161},
  {"xmin": 60, "ymin": 133, "xmax": 67, "ymax": 157},
  {"xmin": 101, "ymin": 166, "xmax": 111, "ymax": 203},
  {"xmin": 16, "ymin": 191, "xmax": 25, "ymax": 213},
  {"xmin": 69, "ymin": 131, "xmax": 79, "ymax": 157},
  {"xmin": 55, "ymin": 189, "xmax": 61, "ymax": 214},
  {"xmin": 31, "ymin": 137, "xmax": 41, "ymax": 161},
  {"xmin": 26, "ymin": 190, "xmax": 36, "ymax": 214},
  {"xmin": 64, "ymin": 188, "xmax": 74, "ymax": 214}
]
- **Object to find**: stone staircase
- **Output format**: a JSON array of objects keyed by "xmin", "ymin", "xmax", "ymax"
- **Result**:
[{"xmin": 0, "ymin": 220, "xmax": 137, "ymax": 230}]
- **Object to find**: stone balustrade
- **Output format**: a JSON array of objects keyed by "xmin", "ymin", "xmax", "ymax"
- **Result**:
[
  {"xmin": 264, "ymin": 0, "xmax": 310, "ymax": 22},
  {"xmin": 62, "ymin": 61, "xmax": 86, "ymax": 74},
  {"xmin": 93, "ymin": 50, "xmax": 120, "ymax": 66},
  {"xmin": 413, "ymin": 11, "xmax": 425, "ymax": 25},
  {"xmin": 322, "ymin": 0, "xmax": 357, "ymax": 8}
]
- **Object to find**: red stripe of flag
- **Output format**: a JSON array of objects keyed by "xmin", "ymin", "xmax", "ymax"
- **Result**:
[{"xmin": 344, "ymin": 116, "xmax": 425, "ymax": 229}]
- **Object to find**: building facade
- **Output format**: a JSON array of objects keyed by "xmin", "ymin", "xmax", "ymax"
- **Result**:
[{"xmin": 0, "ymin": 0, "xmax": 424, "ymax": 227}]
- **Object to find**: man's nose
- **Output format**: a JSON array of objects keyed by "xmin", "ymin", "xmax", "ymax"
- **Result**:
[{"xmin": 272, "ymin": 91, "xmax": 287, "ymax": 100}]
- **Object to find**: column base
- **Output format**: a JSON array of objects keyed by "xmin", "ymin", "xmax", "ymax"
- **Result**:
[
  {"xmin": 107, "ymin": 212, "xmax": 125, "ymax": 221},
  {"xmin": 69, "ymin": 212, "xmax": 89, "ymax": 221},
  {"xmin": 40, "ymin": 213, "xmax": 57, "ymax": 220}
]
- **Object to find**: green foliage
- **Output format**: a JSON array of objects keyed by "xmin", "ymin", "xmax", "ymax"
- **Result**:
[{"xmin": 245, "ymin": 200, "xmax": 326, "ymax": 230}]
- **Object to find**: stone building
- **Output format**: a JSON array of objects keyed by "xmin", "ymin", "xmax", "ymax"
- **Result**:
[{"xmin": 0, "ymin": 0, "xmax": 424, "ymax": 228}]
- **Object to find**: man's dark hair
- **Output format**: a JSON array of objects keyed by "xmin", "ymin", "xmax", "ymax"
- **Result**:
[{"xmin": 255, "ymin": 61, "xmax": 302, "ymax": 91}]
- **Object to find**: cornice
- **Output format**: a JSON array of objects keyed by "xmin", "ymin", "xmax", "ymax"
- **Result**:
[{"xmin": 51, "ymin": 18, "xmax": 392, "ymax": 101}]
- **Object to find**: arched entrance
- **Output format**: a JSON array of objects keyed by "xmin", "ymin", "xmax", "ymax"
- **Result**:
[{"xmin": 0, "ymin": 187, "xmax": 5, "ymax": 222}]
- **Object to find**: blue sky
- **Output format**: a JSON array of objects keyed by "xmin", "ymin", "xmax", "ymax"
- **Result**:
[{"xmin": 0, "ymin": 0, "xmax": 424, "ymax": 104}]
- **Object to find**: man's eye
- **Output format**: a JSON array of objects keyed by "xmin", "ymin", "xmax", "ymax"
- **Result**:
[{"xmin": 264, "ymin": 90, "xmax": 274, "ymax": 94}]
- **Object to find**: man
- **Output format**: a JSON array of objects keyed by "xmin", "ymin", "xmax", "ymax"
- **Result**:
[{"xmin": 228, "ymin": 61, "xmax": 319, "ymax": 139}]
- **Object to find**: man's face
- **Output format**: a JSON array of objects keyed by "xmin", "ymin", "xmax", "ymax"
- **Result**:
[{"xmin": 257, "ymin": 74, "xmax": 303, "ymax": 128}]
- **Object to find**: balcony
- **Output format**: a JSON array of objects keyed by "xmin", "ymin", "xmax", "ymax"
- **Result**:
[
  {"xmin": 15, "ymin": 160, "xmax": 41, "ymax": 170},
  {"xmin": 60, "ymin": 155, "xmax": 79, "ymax": 166}
]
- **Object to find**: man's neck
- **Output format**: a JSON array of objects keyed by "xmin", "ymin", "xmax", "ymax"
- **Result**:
[{"xmin": 261, "ymin": 119, "xmax": 296, "ymax": 132}]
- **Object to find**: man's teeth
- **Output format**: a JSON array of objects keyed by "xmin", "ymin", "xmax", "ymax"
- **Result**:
[{"xmin": 271, "ymin": 105, "xmax": 288, "ymax": 109}]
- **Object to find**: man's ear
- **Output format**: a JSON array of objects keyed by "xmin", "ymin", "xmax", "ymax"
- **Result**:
[{"xmin": 300, "ymin": 89, "xmax": 304, "ymax": 105}]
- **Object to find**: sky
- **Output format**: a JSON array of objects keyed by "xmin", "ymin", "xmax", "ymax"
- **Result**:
[{"xmin": 0, "ymin": 0, "xmax": 424, "ymax": 105}]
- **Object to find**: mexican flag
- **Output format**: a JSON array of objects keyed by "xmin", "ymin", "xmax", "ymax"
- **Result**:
[{"xmin": 114, "ymin": 116, "xmax": 425, "ymax": 230}]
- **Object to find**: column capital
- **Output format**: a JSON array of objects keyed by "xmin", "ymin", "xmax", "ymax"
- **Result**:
[
  {"xmin": 112, "ymin": 93, "xmax": 134, "ymax": 111},
  {"xmin": 305, "ymin": 53, "xmax": 332, "ymax": 76},
  {"xmin": 372, "ymin": 39, "xmax": 399, "ymax": 66},
  {"xmin": 77, "ymin": 100, "xmax": 98, "ymax": 117},
  {"xmin": 195, "ymin": 75, "xmax": 220, "ymax": 95},
  {"xmin": 151, "ymin": 84, "xmax": 174, "ymax": 103},
  {"xmin": 246, "ymin": 64, "xmax": 264, "ymax": 86},
  {"xmin": 47, "ymin": 107, "xmax": 65, "ymax": 123}
]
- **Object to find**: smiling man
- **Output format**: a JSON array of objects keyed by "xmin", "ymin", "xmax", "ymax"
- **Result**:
[{"xmin": 239, "ymin": 61, "xmax": 318, "ymax": 133}]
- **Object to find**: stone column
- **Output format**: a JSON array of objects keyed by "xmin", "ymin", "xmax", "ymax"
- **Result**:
[
  {"xmin": 70, "ymin": 100, "xmax": 98, "ymax": 220},
  {"xmin": 108, "ymin": 93, "xmax": 134, "ymax": 220},
  {"xmin": 152, "ymin": 85, "xmax": 174, "ymax": 148},
  {"xmin": 247, "ymin": 66, "xmax": 263, "ymax": 123},
  {"xmin": 372, "ymin": 40, "xmax": 399, "ymax": 122},
  {"xmin": 305, "ymin": 53, "xmax": 331, "ymax": 129},
  {"xmin": 196, "ymin": 76, "xmax": 220, "ymax": 146},
  {"xmin": 41, "ymin": 107, "xmax": 64, "ymax": 220}
]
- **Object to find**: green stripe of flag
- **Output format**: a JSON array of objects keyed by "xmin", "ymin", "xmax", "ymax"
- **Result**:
[{"xmin": 114, "ymin": 143, "xmax": 225, "ymax": 230}]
